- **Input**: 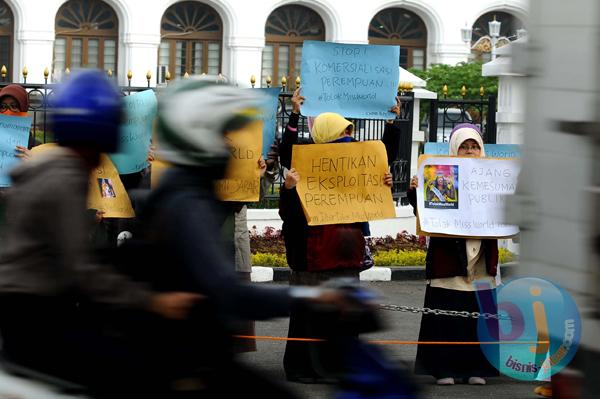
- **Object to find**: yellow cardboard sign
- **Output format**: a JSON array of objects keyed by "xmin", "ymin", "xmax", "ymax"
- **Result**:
[
  {"xmin": 215, "ymin": 120, "xmax": 263, "ymax": 202},
  {"xmin": 31, "ymin": 144, "xmax": 135, "ymax": 218},
  {"xmin": 88, "ymin": 154, "xmax": 135, "ymax": 218},
  {"xmin": 29, "ymin": 143, "xmax": 58, "ymax": 155},
  {"xmin": 292, "ymin": 141, "xmax": 395, "ymax": 226},
  {"xmin": 150, "ymin": 159, "xmax": 171, "ymax": 188}
]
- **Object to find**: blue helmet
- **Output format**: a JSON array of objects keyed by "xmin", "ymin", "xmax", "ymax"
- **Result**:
[{"xmin": 50, "ymin": 69, "xmax": 122, "ymax": 153}]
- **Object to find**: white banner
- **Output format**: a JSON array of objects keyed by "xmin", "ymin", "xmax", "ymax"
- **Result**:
[{"xmin": 416, "ymin": 155, "xmax": 520, "ymax": 237}]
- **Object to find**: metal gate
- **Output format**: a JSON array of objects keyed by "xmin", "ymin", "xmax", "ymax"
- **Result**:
[{"xmin": 427, "ymin": 95, "xmax": 497, "ymax": 144}]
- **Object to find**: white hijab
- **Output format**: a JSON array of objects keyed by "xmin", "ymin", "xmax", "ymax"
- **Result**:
[{"xmin": 449, "ymin": 127, "xmax": 486, "ymax": 157}]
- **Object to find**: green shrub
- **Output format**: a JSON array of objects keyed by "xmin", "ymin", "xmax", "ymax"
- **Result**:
[
  {"xmin": 251, "ymin": 252, "xmax": 287, "ymax": 267},
  {"xmin": 499, "ymin": 247, "xmax": 515, "ymax": 264},
  {"xmin": 252, "ymin": 248, "xmax": 515, "ymax": 267},
  {"xmin": 409, "ymin": 62, "xmax": 498, "ymax": 99},
  {"xmin": 373, "ymin": 250, "xmax": 426, "ymax": 266}
]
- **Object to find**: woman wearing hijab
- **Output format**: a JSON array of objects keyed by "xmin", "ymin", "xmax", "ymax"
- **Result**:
[
  {"xmin": 408, "ymin": 123, "xmax": 499, "ymax": 386},
  {"xmin": 278, "ymin": 92, "xmax": 397, "ymax": 383},
  {"xmin": 0, "ymin": 84, "xmax": 32, "ymax": 239},
  {"xmin": 0, "ymin": 84, "xmax": 32, "ymax": 158}
]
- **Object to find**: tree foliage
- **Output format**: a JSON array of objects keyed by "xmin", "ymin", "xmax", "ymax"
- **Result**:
[{"xmin": 409, "ymin": 62, "xmax": 498, "ymax": 99}]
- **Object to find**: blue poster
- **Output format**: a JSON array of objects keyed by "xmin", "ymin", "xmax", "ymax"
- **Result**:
[
  {"xmin": 109, "ymin": 90, "xmax": 157, "ymax": 174},
  {"xmin": 424, "ymin": 142, "xmax": 521, "ymax": 158},
  {"xmin": 0, "ymin": 114, "xmax": 32, "ymax": 187},
  {"xmin": 258, "ymin": 87, "xmax": 281, "ymax": 158},
  {"xmin": 300, "ymin": 41, "xmax": 400, "ymax": 119}
]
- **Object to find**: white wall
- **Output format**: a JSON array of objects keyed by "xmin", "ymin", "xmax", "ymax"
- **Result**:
[{"xmin": 5, "ymin": 0, "xmax": 528, "ymax": 85}]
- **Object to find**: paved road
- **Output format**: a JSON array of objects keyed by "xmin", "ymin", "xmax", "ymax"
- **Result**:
[{"xmin": 237, "ymin": 281, "xmax": 540, "ymax": 399}]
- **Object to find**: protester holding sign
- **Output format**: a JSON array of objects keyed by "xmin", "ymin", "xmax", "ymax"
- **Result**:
[
  {"xmin": 408, "ymin": 123, "xmax": 499, "ymax": 386},
  {"xmin": 278, "ymin": 89, "xmax": 399, "ymax": 383},
  {"xmin": 0, "ymin": 84, "xmax": 33, "ymax": 159},
  {"xmin": 0, "ymin": 84, "xmax": 34, "ymax": 240},
  {"xmin": 232, "ymin": 143, "xmax": 280, "ymax": 353},
  {"xmin": 224, "ymin": 153, "xmax": 267, "ymax": 354}
]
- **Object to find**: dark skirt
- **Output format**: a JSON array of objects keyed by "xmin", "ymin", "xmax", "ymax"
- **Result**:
[
  {"xmin": 283, "ymin": 270, "xmax": 359, "ymax": 380},
  {"xmin": 233, "ymin": 271, "xmax": 256, "ymax": 353},
  {"xmin": 414, "ymin": 285, "xmax": 499, "ymax": 379}
]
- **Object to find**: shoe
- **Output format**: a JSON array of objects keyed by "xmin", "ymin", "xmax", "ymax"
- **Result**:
[
  {"xmin": 467, "ymin": 377, "xmax": 486, "ymax": 385},
  {"xmin": 534, "ymin": 384, "xmax": 552, "ymax": 397},
  {"xmin": 436, "ymin": 377, "xmax": 455, "ymax": 385}
]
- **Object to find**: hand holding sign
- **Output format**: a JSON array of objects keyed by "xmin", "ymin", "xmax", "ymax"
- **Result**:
[
  {"xmin": 15, "ymin": 145, "xmax": 31, "ymax": 160},
  {"xmin": 383, "ymin": 172, "xmax": 393, "ymax": 187},
  {"xmin": 388, "ymin": 96, "xmax": 401, "ymax": 122},
  {"xmin": 410, "ymin": 175, "xmax": 418, "ymax": 190},
  {"xmin": 284, "ymin": 168, "xmax": 300, "ymax": 189},
  {"xmin": 291, "ymin": 88, "xmax": 305, "ymax": 114},
  {"xmin": 258, "ymin": 155, "xmax": 267, "ymax": 177}
]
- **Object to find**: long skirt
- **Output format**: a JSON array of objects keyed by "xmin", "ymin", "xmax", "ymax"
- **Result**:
[
  {"xmin": 283, "ymin": 270, "xmax": 359, "ymax": 380},
  {"xmin": 233, "ymin": 271, "xmax": 257, "ymax": 352},
  {"xmin": 414, "ymin": 285, "xmax": 499, "ymax": 379}
]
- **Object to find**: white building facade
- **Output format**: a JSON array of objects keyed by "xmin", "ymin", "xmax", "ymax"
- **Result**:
[{"xmin": 0, "ymin": 0, "xmax": 528, "ymax": 87}]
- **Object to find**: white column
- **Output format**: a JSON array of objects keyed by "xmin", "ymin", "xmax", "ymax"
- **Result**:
[
  {"xmin": 122, "ymin": 33, "xmax": 160, "ymax": 87},
  {"xmin": 226, "ymin": 36, "xmax": 264, "ymax": 87},
  {"xmin": 410, "ymin": 97, "xmax": 424, "ymax": 177},
  {"xmin": 17, "ymin": 30, "xmax": 54, "ymax": 84},
  {"xmin": 482, "ymin": 44, "xmax": 526, "ymax": 145},
  {"xmin": 496, "ymin": 75, "xmax": 525, "ymax": 144}
]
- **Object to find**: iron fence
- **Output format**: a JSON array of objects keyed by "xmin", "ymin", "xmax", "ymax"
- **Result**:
[
  {"xmin": 1, "ymin": 82, "xmax": 415, "ymax": 207},
  {"xmin": 0, "ymin": 82, "xmax": 153, "ymax": 145},
  {"xmin": 427, "ymin": 95, "xmax": 497, "ymax": 144}
]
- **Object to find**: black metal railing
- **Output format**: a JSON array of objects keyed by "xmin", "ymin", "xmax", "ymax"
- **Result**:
[
  {"xmin": 0, "ymin": 82, "xmax": 153, "ymax": 145},
  {"xmin": 427, "ymin": 95, "xmax": 497, "ymax": 144},
  {"xmin": 1, "ymin": 82, "xmax": 415, "ymax": 207}
]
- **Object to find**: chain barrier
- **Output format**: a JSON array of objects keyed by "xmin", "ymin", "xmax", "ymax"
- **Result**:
[{"xmin": 379, "ymin": 304, "xmax": 511, "ymax": 320}]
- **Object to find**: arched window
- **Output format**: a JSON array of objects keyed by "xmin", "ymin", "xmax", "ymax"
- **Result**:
[
  {"xmin": 0, "ymin": 0, "xmax": 14, "ymax": 79},
  {"xmin": 368, "ymin": 8, "xmax": 427, "ymax": 70},
  {"xmin": 262, "ymin": 5, "xmax": 325, "ymax": 86},
  {"xmin": 159, "ymin": 1, "xmax": 223, "ymax": 79},
  {"xmin": 471, "ymin": 11, "xmax": 525, "ymax": 61},
  {"xmin": 54, "ymin": 0, "xmax": 118, "ymax": 77}
]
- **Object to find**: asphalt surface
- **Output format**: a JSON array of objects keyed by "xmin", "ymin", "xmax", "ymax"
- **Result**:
[{"xmin": 237, "ymin": 281, "xmax": 541, "ymax": 399}]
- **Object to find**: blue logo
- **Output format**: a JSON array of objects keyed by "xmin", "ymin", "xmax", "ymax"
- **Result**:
[{"xmin": 475, "ymin": 277, "xmax": 581, "ymax": 381}]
